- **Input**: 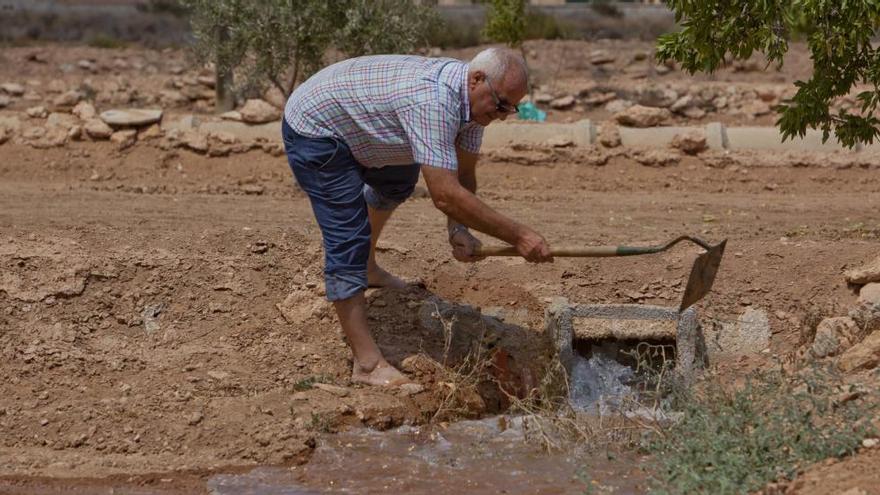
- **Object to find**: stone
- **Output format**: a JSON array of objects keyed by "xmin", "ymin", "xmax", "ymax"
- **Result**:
[
  {"xmin": 588, "ymin": 50, "xmax": 615, "ymax": 65},
  {"xmin": 863, "ymin": 438, "xmax": 879, "ymax": 448},
  {"xmin": 582, "ymin": 91, "xmax": 616, "ymax": 106},
  {"xmin": 670, "ymin": 95, "xmax": 694, "ymax": 114},
  {"xmin": 207, "ymin": 370, "xmax": 229, "ymax": 380},
  {"xmin": 84, "ymin": 119, "xmax": 113, "ymax": 140},
  {"xmin": 182, "ymin": 131, "xmax": 208, "ymax": 153},
  {"xmin": 77, "ymin": 59, "xmax": 97, "ymax": 72},
  {"xmin": 110, "ymin": 129, "xmax": 137, "ymax": 149},
  {"xmin": 737, "ymin": 100, "xmax": 771, "ymax": 117},
  {"xmin": 0, "ymin": 115, "xmax": 22, "ymax": 133},
  {"xmin": 239, "ymin": 99, "xmax": 280, "ymax": 124},
  {"xmin": 598, "ymin": 124, "xmax": 621, "ymax": 148},
  {"xmin": 810, "ymin": 317, "xmax": 859, "ymax": 358},
  {"xmin": 29, "ymin": 128, "xmax": 67, "ymax": 149},
  {"xmin": 72, "ymin": 101, "xmax": 97, "ymax": 120},
  {"xmin": 397, "ymin": 383, "xmax": 424, "ymax": 397},
  {"xmin": 0, "ymin": 95, "xmax": 9, "ymax": 108},
  {"xmin": 632, "ymin": 149, "xmax": 680, "ymax": 167},
  {"xmin": 187, "ymin": 411, "xmax": 203, "ymax": 426},
  {"xmin": 159, "ymin": 90, "xmax": 188, "ymax": 106},
  {"xmin": 838, "ymin": 331, "xmax": 880, "ymax": 372},
  {"xmin": 197, "ymin": 75, "xmax": 215, "ymax": 88},
  {"xmin": 604, "ymin": 99, "xmax": 633, "ymax": 114},
  {"xmin": 312, "ymin": 383, "xmax": 349, "ymax": 397},
  {"xmin": 26, "ymin": 106, "xmax": 48, "ymax": 119},
  {"xmin": 220, "ymin": 111, "xmax": 242, "ymax": 121},
  {"xmin": 46, "ymin": 80, "xmax": 66, "ymax": 93},
  {"xmin": 845, "ymin": 257, "xmax": 880, "ymax": 285},
  {"xmin": 848, "ymin": 302, "xmax": 880, "ymax": 336},
  {"xmin": 859, "ymin": 283, "xmax": 880, "ymax": 305},
  {"xmin": 670, "ymin": 130, "xmax": 708, "ymax": 155},
  {"xmin": 22, "ymin": 126, "xmax": 46, "ymax": 140},
  {"xmin": 704, "ymin": 307, "xmax": 770, "ymax": 358},
  {"xmin": 549, "ymin": 95, "xmax": 576, "ymax": 110},
  {"xmin": 683, "ymin": 107, "xmax": 707, "ymax": 119},
  {"xmin": 0, "ymin": 83, "xmax": 25, "ymax": 96},
  {"xmin": 0, "ymin": 127, "xmax": 7, "ymax": 145},
  {"xmin": 100, "ymin": 109, "xmax": 163, "ymax": 128},
  {"xmin": 68, "ymin": 125, "xmax": 82, "ymax": 140},
  {"xmin": 52, "ymin": 90, "xmax": 82, "ymax": 109},
  {"xmin": 138, "ymin": 124, "xmax": 163, "ymax": 140},
  {"xmin": 613, "ymin": 105, "xmax": 671, "ymax": 127},
  {"xmin": 545, "ymin": 136, "xmax": 574, "ymax": 148},
  {"xmin": 533, "ymin": 92, "xmax": 553, "ymax": 104},
  {"xmin": 46, "ymin": 112, "xmax": 78, "ymax": 130},
  {"xmin": 637, "ymin": 87, "xmax": 678, "ymax": 108}
]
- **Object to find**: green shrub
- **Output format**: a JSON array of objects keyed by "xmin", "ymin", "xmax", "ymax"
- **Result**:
[{"xmin": 647, "ymin": 366, "xmax": 876, "ymax": 494}]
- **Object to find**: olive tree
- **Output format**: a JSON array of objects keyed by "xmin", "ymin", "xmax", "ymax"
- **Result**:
[
  {"xmin": 183, "ymin": 0, "xmax": 435, "ymax": 111},
  {"xmin": 657, "ymin": 1, "xmax": 880, "ymax": 148},
  {"xmin": 483, "ymin": 0, "xmax": 526, "ymax": 48}
]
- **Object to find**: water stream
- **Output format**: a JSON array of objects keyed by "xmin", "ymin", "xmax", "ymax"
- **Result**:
[{"xmin": 207, "ymin": 346, "xmax": 651, "ymax": 494}]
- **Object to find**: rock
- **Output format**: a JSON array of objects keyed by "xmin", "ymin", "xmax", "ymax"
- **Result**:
[
  {"xmin": 187, "ymin": 411, "xmax": 203, "ymax": 426},
  {"xmin": 220, "ymin": 111, "xmax": 242, "ymax": 121},
  {"xmin": 670, "ymin": 95, "xmax": 694, "ymax": 114},
  {"xmin": 588, "ymin": 50, "xmax": 615, "ymax": 65},
  {"xmin": 400, "ymin": 354, "xmax": 443, "ymax": 375},
  {"xmin": 0, "ymin": 115, "xmax": 21, "ymax": 134},
  {"xmin": 704, "ymin": 307, "xmax": 771, "ymax": 358},
  {"xmin": 811, "ymin": 317, "xmax": 859, "ymax": 358},
  {"xmin": 46, "ymin": 80, "xmax": 66, "ymax": 94},
  {"xmin": 397, "ymin": 383, "xmax": 424, "ymax": 397},
  {"xmin": 637, "ymin": 87, "xmax": 678, "ymax": 108},
  {"xmin": 28, "ymin": 127, "xmax": 67, "ymax": 149},
  {"xmin": 683, "ymin": 107, "xmax": 707, "ymax": 119},
  {"xmin": 859, "ymin": 283, "xmax": 880, "ymax": 305},
  {"xmin": 0, "ymin": 83, "xmax": 25, "ymax": 96},
  {"xmin": 46, "ymin": 112, "xmax": 78, "ymax": 131},
  {"xmin": 581, "ymin": 91, "xmax": 616, "ymax": 106},
  {"xmin": 68, "ymin": 125, "xmax": 82, "ymax": 140},
  {"xmin": 52, "ymin": 90, "xmax": 82, "ymax": 109},
  {"xmin": 712, "ymin": 96, "xmax": 728, "ymax": 109},
  {"xmin": 197, "ymin": 75, "xmax": 215, "ymax": 88},
  {"xmin": 604, "ymin": 99, "xmax": 633, "ymax": 114},
  {"xmin": 26, "ymin": 106, "xmax": 48, "ymax": 118},
  {"xmin": 533, "ymin": 93, "xmax": 553, "ymax": 104},
  {"xmin": 110, "ymin": 129, "xmax": 137, "ymax": 149},
  {"xmin": 545, "ymin": 136, "xmax": 574, "ymax": 148},
  {"xmin": 239, "ymin": 99, "xmax": 280, "ymax": 124},
  {"xmin": 159, "ymin": 90, "xmax": 188, "ymax": 106},
  {"xmin": 100, "ymin": 109, "xmax": 163, "ymax": 128},
  {"xmin": 599, "ymin": 124, "xmax": 621, "ymax": 148},
  {"xmin": 241, "ymin": 184, "xmax": 265, "ymax": 195},
  {"xmin": 22, "ymin": 126, "xmax": 46, "ymax": 140},
  {"xmin": 845, "ymin": 257, "xmax": 880, "ymax": 285},
  {"xmin": 0, "ymin": 95, "xmax": 9, "ymax": 108},
  {"xmin": 848, "ymin": 301, "xmax": 880, "ymax": 336},
  {"xmin": 655, "ymin": 64, "xmax": 671, "ymax": 75},
  {"xmin": 632, "ymin": 149, "xmax": 680, "ymax": 167},
  {"xmin": 614, "ymin": 105, "xmax": 671, "ymax": 127},
  {"xmin": 0, "ymin": 127, "xmax": 7, "ymax": 145},
  {"xmin": 312, "ymin": 383, "xmax": 349, "ymax": 397},
  {"xmin": 77, "ymin": 59, "xmax": 97, "ymax": 72},
  {"xmin": 84, "ymin": 119, "xmax": 113, "ymax": 139},
  {"xmin": 549, "ymin": 95, "xmax": 576, "ymax": 110},
  {"xmin": 838, "ymin": 331, "xmax": 880, "ymax": 372},
  {"xmin": 182, "ymin": 131, "xmax": 208, "ymax": 153},
  {"xmin": 670, "ymin": 130, "xmax": 708, "ymax": 154},
  {"xmin": 138, "ymin": 124, "xmax": 163, "ymax": 140},
  {"xmin": 863, "ymin": 438, "xmax": 879, "ymax": 448},
  {"xmin": 71, "ymin": 101, "xmax": 97, "ymax": 120},
  {"xmin": 737, "ymin": 100, "xmax": 772, "ymax": 117}
]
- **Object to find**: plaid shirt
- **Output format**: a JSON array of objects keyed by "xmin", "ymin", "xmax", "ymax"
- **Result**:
[{"xmin": 284, "ymin": 55, "xmax": 483, "ymax": 170}]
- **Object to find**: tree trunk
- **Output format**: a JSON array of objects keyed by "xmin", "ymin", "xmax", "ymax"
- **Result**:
[{"xmin": 215, "ymin": 26, "xmax": 235, "ymax": 113}]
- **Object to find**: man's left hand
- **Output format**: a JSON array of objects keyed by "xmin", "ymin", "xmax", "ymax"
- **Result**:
[{"xmin": 450, "ymin": 229, "xmax": 485, "ymax": 262}]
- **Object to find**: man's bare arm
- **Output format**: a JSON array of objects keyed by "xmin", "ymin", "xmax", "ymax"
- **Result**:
[
  {"xmin": 447, "ymin": 146, "xmax": 478, "ymax": 235},
  {"xmin": 421, "ymin": 163, "xmax": 551, "ymax": 262}
]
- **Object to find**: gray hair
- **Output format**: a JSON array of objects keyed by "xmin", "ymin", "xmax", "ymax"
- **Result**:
[{"xmin": 469, "ymin": 47, "xmax": 528, "ymax": 84}]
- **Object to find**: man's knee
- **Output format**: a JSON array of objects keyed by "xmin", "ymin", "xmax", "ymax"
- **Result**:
[{"xmin": 363, "ymin": 183, "xmax": 415, "ymax": 210}]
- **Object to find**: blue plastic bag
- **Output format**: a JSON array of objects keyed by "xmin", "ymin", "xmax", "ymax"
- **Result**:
[{"xmin": 517, "ymin": 101, "xmax": 546, "ymax": 122}]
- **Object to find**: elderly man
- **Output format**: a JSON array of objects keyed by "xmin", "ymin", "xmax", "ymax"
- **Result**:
[{"xmin": 282, "ymin": 47, "xmax": 553, "ymax": 387}]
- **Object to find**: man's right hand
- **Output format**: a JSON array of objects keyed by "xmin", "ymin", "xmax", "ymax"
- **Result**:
[{"xmin": 515, "ymin": 227, "xmax": 553, "ymax": 263}]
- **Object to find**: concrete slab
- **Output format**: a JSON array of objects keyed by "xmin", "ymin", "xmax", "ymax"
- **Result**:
[
  {"xmin": 725, "ymin": 127, "xmax": 848, "ymax": 152},
  {"xmin": 481, "ymin": 119, "xmax": 594, "ymax": 148},
  {"xmin": 545, "ymin": 299, "xmax": 702, "ymax": 382},
  {"xmin": 618, "ymin": 126, "xmax": 692, "ymax": 148}
]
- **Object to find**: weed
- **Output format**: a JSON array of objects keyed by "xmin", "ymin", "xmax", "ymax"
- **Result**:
[
  {"xmin": 87, "ymin": 34, "xmax": 127, "ymax": 49},
  {"xmin": 292, "ymin": 375, "xmax": 330, "ymax": 392},
  {"xmin": 647, "ymin": 365, "xmax": 876, "ymax": 494}
]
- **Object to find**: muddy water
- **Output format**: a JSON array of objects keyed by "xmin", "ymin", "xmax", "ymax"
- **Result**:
[{"xmin": 208, "ymin": 416, "xmax": 646, "ymax": 494}]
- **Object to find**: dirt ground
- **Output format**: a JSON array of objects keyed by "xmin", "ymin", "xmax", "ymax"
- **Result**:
[{"xmin": 1, "ymin": 40, "xmax": 879, "ymax": 494}]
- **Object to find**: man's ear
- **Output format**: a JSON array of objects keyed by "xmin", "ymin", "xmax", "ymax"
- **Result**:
[{"xmin": 469, "ymin": 70, "xmax": 485, "ymax": 90}]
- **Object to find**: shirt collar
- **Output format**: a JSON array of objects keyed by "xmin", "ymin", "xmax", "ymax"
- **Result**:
[{"xmin": 460, "ymin": 64, "xmax": 471, "ymax": 124}]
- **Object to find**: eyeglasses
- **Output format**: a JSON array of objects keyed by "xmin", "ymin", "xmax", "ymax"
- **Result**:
[{"xmin": 485, "ymin": 77, "xmax": 519, "ymax": 115}]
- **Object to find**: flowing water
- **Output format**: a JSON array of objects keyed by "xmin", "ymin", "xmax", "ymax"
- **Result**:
[{"xmin": 207, "ymin": 346, "xmax": 652, "ymax": 494}]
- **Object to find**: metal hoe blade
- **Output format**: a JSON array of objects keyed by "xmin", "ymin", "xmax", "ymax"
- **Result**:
[{"xmin": 679, "ymin": 239, "xmax": 727, "ymax": 312}]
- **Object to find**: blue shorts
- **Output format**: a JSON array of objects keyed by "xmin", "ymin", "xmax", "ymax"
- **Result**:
[{"xmin": 282, "ymin": 119, "xmax": 421, "ymax": 301}]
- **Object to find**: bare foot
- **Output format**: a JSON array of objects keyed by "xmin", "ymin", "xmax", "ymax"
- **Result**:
[
  {"xmin": 351, "ymin": 360, "xmax": 412, "ymax": 387},
  {"xmin": 367, "ymin": 265, "xmax": 408, "ymax": 290}
]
